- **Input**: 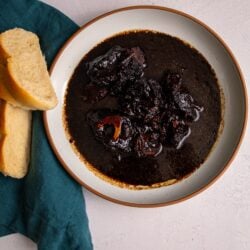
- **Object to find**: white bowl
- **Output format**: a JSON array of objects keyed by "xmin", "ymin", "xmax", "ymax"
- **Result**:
[{"xmin": 44, "ymin": 6, "xmax": 247, "ymax": 207}]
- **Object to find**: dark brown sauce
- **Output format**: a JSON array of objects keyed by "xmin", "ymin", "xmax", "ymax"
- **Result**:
[{"xmin": 64, "ymin": 30, "xmax": 221, "ymax": 186}]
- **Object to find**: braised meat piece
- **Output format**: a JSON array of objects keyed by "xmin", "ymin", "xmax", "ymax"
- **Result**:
[
  {"xmin": 173, "ymin": 92, "xmax": 203, "ymax": 122},
  {"xmin": 86, "ymin": 45, "xmax": 146, "ymax": 93},
  {"xmin": 134, "ymin": 132, "xmax": 163, "ymax": 158},
  {"xmin": 118, "ymin": 47, "xmax": 146, "ymax": 82},
  {"xmin": 86, "ymin": 46, "xmax": 125, "ymax": 87},
  {"xmin": 87, "ymin": 109, "xmax": 134, "ymax": 153},
  {"xmin": 167, "ymin": 119, "xmax": 191, "ymax": 149},
  {"xmin": 120, "ymin": 78, "xmax": 164, "ymax": 121},
  {"xmin": 162, "ymin": 72, "xmax": 204, "ymax": 122},
  {"xmin": 110, "ymin": 47, "xmax": 146, "ymax": 95}
]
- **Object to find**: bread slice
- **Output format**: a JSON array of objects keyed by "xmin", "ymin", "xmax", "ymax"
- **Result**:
[
  {"xmin": 0, "ymin": 100, "xmax": 32, "ymax": 178},
  {"xmin": 0, "ymin": 28, "xmax": 57, "ymax": 110},
  {"xmin": 0, "ymin": 64, "xmax": 31, "ymax": 109}
]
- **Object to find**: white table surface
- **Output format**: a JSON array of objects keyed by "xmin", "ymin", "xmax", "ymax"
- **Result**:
[{"xmin": 1, "ymin": 0, "xmax": 250, "ymax": 249}]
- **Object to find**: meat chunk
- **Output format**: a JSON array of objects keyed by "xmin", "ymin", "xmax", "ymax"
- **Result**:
[
  {"xmin": 169, "ymin": 120, "xmax": 191, "ymax": 149},
  {"xmin": 120, "ymin": 78, "xmax": 164, "ymax": 121},
  {"xmin": 118, "ymin": 47, "xmax": 146, "ymax": 82},
  {"xmin": 86, "ymin": 45, "xmax": 146, "ymax": 93},
  {"xmin": 87, "ymin": 109, "xmax": 134, "ymax": 153},
  {"xmin": 134, "ymin": 132, "xmax": 163, "ymax": 158},
  {"xmin": 86, "ymin": 46, "xmax": 125, "ymax": 87},
  {"xmin": 111, "ymin": 47, "xmax": 146, "ymax": 95},
  {"xmin": 173, "ymin": 92, "xmax": 203, "ymax": 122}
]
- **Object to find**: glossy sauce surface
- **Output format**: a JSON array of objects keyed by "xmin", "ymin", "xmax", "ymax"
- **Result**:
[{"xmin": 64, "ymin": 31, "xmax": 221, "ymax": 186}]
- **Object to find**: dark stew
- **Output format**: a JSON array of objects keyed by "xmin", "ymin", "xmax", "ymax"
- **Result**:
[{"xmin": 64, "ymin": 30, "xmax": 221, "ymax": 187}]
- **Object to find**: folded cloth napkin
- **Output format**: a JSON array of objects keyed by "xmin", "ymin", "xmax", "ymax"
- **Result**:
[{"xmin": 0, "ymin": 0, "xmax": 92, "ymax": 249}]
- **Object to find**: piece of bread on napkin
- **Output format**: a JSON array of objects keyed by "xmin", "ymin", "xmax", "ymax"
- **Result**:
[
  {"xmin": 0, "ymin": 28, "xmax": 57, "ymax": 110},
  {"xmin": 0, "ymin": 64, "xmax": 30, "ymax": 109},
  {"xmin": 0, "ymin": 100, "xmax": 32, "ymax": 178}
]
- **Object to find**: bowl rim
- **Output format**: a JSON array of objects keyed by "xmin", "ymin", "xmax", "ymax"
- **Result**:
[{"xmin": 43, "ymin": 5, "xmax": 248, "ymax": 208}]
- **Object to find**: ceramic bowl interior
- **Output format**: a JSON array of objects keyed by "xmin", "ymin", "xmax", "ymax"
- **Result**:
[{"xmin": 44, "ymin": 6, "xmax": 247, "ymax": 206}]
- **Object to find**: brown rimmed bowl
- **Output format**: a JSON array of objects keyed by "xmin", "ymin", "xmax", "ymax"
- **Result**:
[{"xmin": 43, "ymin": 6, "xmax": 247, "ymax": 207}]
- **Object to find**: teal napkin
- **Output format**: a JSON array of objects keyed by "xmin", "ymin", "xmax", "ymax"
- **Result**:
[{"xmin": 0, "ymin": 0, "xmax": 93, "ymax": 249}]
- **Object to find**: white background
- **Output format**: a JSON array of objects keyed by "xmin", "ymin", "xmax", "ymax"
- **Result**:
[{"xmin": 1, "ymin": 0, "xmax": 250, "ymax": 249}]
